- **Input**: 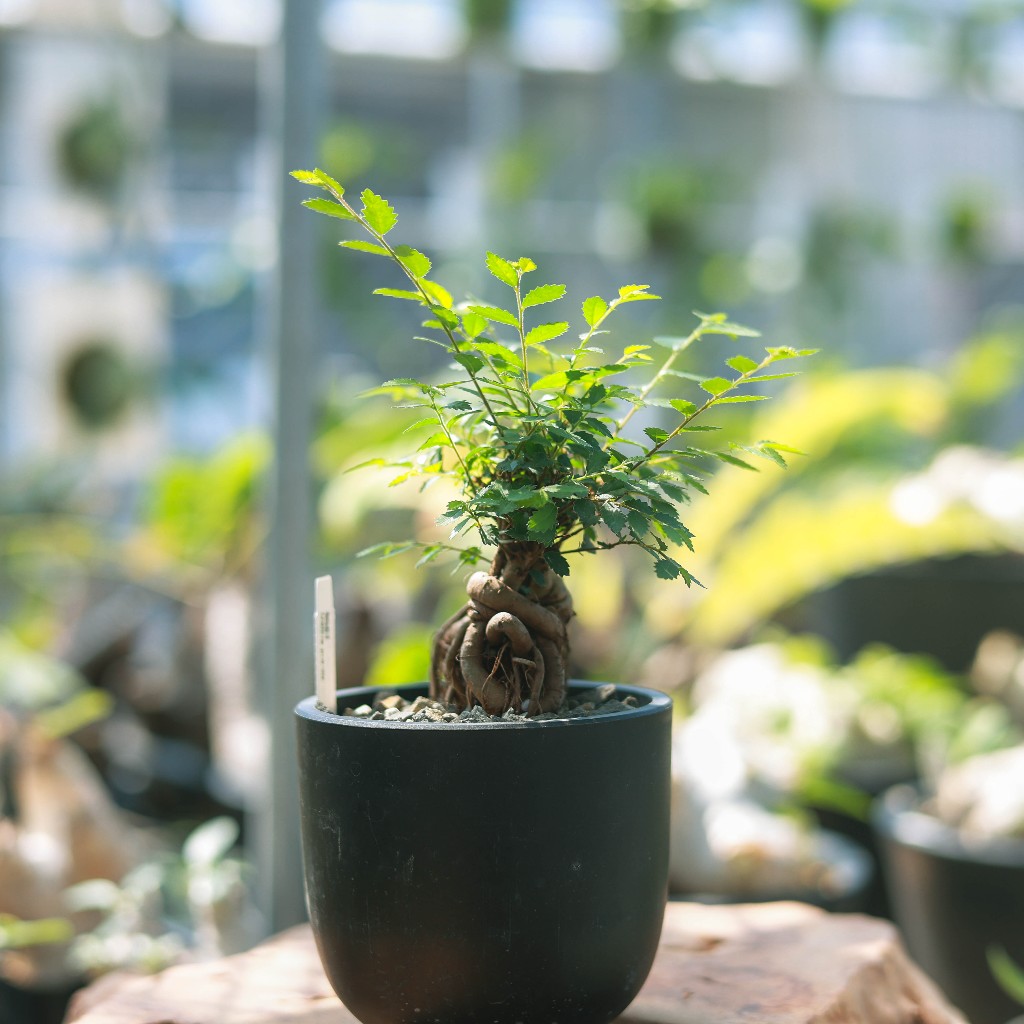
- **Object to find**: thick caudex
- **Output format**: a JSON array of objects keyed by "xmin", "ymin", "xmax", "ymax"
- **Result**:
[{"xmin": 430, "ymin": 542, "xmax": 573, "ymax": 715}]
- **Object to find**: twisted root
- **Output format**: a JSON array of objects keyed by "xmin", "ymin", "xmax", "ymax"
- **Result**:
[{"xmin": 429, "ymin": 552, "xmax": 573, "ymax": 715}]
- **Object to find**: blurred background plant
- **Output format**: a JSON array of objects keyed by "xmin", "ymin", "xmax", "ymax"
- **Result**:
[{"xmin": 2, "ymin": 0, "xmax": 1024, "ymax": 1019}]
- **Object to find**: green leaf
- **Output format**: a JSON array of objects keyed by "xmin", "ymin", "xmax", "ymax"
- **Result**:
[
  {"xmin": 468, "ymin": 304, "xmax": 520, "ymax": 328},
  {"xmin": 436, "ymin": 501, "xmax": 468, "ymax": 525},
  {"xmin": 582, "ymin": 295, "xmax": 608, "ymax": 327},
  {"xmin": 714, "ymin": 451, "xmax": 758, "ymax": 471},
  {"xmin": 696, "ymin": 313, "xmax": 761, "ymax": 338},
  {"xmin": 726, "ymin": 355, "xmax": 760, "ymax": 373},
  {"xmin": 454, "ymin": 353, "xmax": 485, "ymax": 375},
  {"xmin": 527, "ymin": 501, "xmax": 558, "ymax": 539},
  {"xmin": 395, "ymin": 245, "xmax": 431, "ymax": 279},
  {"xmin": 291, "ymin": 168, "xmax": 344, "ymax": 195},
  {"xmin": 543, "ymin": 482, "xmax": 590, "ymax": 498},
  {"xmin": 373, "ymin": 288, "xmax": 424, "ymax": 302},
  {"xmin": 766, "ymin": 346, "xmax": 819, "ymax": 360},
  {"xmin": 302, "ymin": 197, "xmax": 356, "ymax": 221},
  {"xmin": 357, "ymin": 540, "xmax": 417, "ymax": 559},
  {"xmin": 616, "ymin": 284, "xmax": 660, "ymax": 304},
  {"xmin": 420, "ymin": 279, "xmax": 453, "ymax": 308},
  {"xmin": 655, "ymin": 558, "xmax": 683, "ymax": 580},
  {"xmin": 340, "ymin": 240, "xmax": 390, "ymax": 256},
  {"xmin": 761, "ymin": 441, "xmax": 806, "ymax": 455},
  {"xmin": 988, "ymin": 947, "xmax": 1024, "ymax": 1005},
  {"xmin": 361, "ymin": 189, "xmax": 398, "ymax": 235},
  {"xmin": 514, "ymin": 256, "xmax": 537, "ymax": 273},
  {"xmin": 644, "ymin": 427, "xmax": 669, "ymax": 444},
  {"xmin": 714, "ymin": 395, "xmax": 770, "ymax": 404},
  {"xmin": 471, "ymin": 339, "xmax": 523, "ymax": 368},
  {"xmin": 545, "ymin": 549, "xmax": 571, "ymax": 577},
  {"xmin": 486, "ymin": 251, "xmax": 518, "ymax": 288},
  {"xmin": 525, "ymin": 322, "xmax": 569, "ymax": 347},
  {"xmin": 700, "ymin": 377, "xmax": 733, "ymax": 396},
  {"xmin": 460, "ymin": 311, "xmax": 488, "ymax": 339},
  {"xmin": 599, "ymin": 504, "xmax": 628, "ymax": 536},
  {"xmin": 669, "ymin": 399, "xmax": 697, "ymax": 416},
  {"xmin": 522, "ymin": 283, "xmax": 566, "ymax": 308}
]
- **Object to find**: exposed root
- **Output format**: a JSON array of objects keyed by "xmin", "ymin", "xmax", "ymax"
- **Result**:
[{"xmin": 431, "ymin": 547, "xmax": 574, "ymax": 714}]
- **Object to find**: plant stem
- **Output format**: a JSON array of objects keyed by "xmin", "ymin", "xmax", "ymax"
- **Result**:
[{"xmin": 330, "ymin": 187, "xmax": 502, "ymax": 427}]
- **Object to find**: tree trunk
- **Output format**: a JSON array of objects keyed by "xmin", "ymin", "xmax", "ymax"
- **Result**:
[{"xmin": 429, "ymin": 543, "xmax": 573, "ymax": 714}]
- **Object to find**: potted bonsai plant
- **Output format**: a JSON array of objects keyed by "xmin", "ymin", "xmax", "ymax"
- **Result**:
[{"xmin": 291, "ymin": 168, "xmax": 812, "ymax": 1024}]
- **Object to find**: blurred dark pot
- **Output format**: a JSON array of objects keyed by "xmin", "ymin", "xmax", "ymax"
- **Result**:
[
  {"xmin": 780, "ymin": 553, "xmax": 1024, "ymax": 672},
  {"xmin": 0, "ymin": 977, "xmax": 81, "ymax": 1024},
  {"xmin": 295, "ymin": 681, "xmax": 672, "ymax": 1024},
  {"xmin": 873, "ymin": 784, "xmax": 1024, "ymax": 1024}
]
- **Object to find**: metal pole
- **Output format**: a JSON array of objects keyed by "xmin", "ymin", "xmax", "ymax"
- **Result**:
[{"xmin": 256, "ymin": 0, "xmax": 324, "ymax": 932}]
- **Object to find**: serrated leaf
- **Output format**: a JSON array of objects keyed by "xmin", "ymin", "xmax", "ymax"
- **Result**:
[
  {"xmin": 655, "ymin": 558, "xmax": 683, "ymax": 580},
  {"xmin": 726, "ymin": 355, "xmax": 759, "ymax": 373},
  {"xmin": 525, "ymin": 322, "xmax": 569, "ymax": 347},
  {"xmin": 436, "ymin": 502, "xmax": 467, "ymax": 525},
  {"xmin": 543, "ymin": 482, "xmax": 590, "ymax": 498},
  {"xmin": 460, "ymin": 311, "xmax": 488, "ymax": 339},
  {"xmin": 402, "ymin": 416, "xmax": 440, "ymax": 433},
  {"xmin": 454, "ymin": 353, "xmax": 485, "ymax": 375},
  {"xmin": 340, "ymin": 240, "xmax": 390, "ymax": 256},
  {"xmin": 420, "ymin": 279, "xmax": 452, "ymax": 308},
  {"xmin": 291, "ymin": 168, "xmax": 344, "ymax": 195},
  {"xmin": 302, "ymin": 197, "xmax": 356, "ymax": 221},
  {"xmin": 643, "ymin": 427, "xmax": 669, "ymax": 444},
  {"xmin": 395, "ymin": 245, "xmax": 431, "ymax": 279},
  {"xmin": 522, "ymin": 283, "xmax": 566, "ymax": 308},
  {"xmin": 486, "ymin": 251, "xmax": 518, "ymax": 288},
  {"xmin": 715, "ymin": 395, "xmax": 770, "ymax": 404},
  {"xmin": 527, "ymin": 501, "xmax": 558, "ymax": 539},
  {"xmin": 544, "ymin": 549, "xmax": 571, "ymax": 577},
  {"xmin": 766, "ymin": 346, "xmax": 818, "ymax": 360},
  {"xmin": 312, "ymin": 168, "xmax": 345, "ymax": 194},
  {"xmin": 582, "ymin": 295, "xmax": 608, "ymax": 327},
  {"xmin": 468, "ymin": 304, "xmax": 520, "ymax": 328},
  {"xmin": 360, "ymin": 189, "xmax": 397, "ymax": 235},
  {"xmin": 749, "ymin": 372, "xmax": 798, "ymax": 382},
  {"xmin": 474, "ymin": 339, "xmax": 524, "ymax": 368},
  {"xmin": 663, "ymin": 400, "xmax": 694, "ymax": 420},
  {"xmin": 700, "ymin": 377, "xmax": 733, "ymax": 396},
  {"xmin": 416, "ymin": 546, "xmax": 443, "ymax": 568},
  {"xmin": 616, "ymin": 284, "xmax": 660, "ymax": 304},
  {"xmin": 599, "ymin": 504, "xmax": 628, "ymax": 536},
  {"xmin": 697, "ymin": 315, "xmax": 761, "ymax": 338},
  {"xmin": 373, "ymin": 287, "xmax": 424, "ymax": 302},
  {"xmin": 514, "ymin": 256, "xmax": 537, "ymax": 273},
  {"xmin": 714, "ymin": 451, "xmax": 758, "ymax": 471}
]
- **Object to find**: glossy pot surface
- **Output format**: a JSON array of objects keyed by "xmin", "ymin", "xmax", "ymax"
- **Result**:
[{"xmin": 296, "ymin": 681, "xmax": 672, "ymax": 1024}]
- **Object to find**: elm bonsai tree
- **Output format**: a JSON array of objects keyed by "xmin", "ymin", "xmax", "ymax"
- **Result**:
[{"xmin": 294, "ymin": 169, "xmax": 813, "ymax": 716}]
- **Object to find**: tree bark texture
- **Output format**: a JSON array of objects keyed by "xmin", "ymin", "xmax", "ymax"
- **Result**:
[{"xmin": 429, "ymin": 543, "xmax": 574, "ymax": 714}]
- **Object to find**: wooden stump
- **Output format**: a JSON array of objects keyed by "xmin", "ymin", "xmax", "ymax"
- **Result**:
[{"xmin": 65, "ymin": 902, "xmax": 968, "ymax": 1024}]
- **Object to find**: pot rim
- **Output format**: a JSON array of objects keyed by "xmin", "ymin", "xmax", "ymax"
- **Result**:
[
  {"xmin": 295, "ymin": 680, "xmax": 672, "ymax": 732},
  {"xmin": 873, "ymin": 783, "xmax": 1024, "ymax": 869}
]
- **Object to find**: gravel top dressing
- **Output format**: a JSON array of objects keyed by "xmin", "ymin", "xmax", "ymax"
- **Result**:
[{"xmin": 317, "ymin": 683, "xmax": 640, "ymax": 723}]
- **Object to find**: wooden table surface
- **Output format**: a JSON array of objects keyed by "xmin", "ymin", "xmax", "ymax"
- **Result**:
[{"xmin": 66, "ymin": 901, "xmax": 968, "ymax": 1024}]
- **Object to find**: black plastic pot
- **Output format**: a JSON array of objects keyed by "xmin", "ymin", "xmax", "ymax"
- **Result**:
[
  {"xmin": 873, "ymin": 785, "xmax": 1024, "ymax": 1024},
  {"xmin": 295, "ymin": 681, "xmax": 672, "ymax": 1024}
]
